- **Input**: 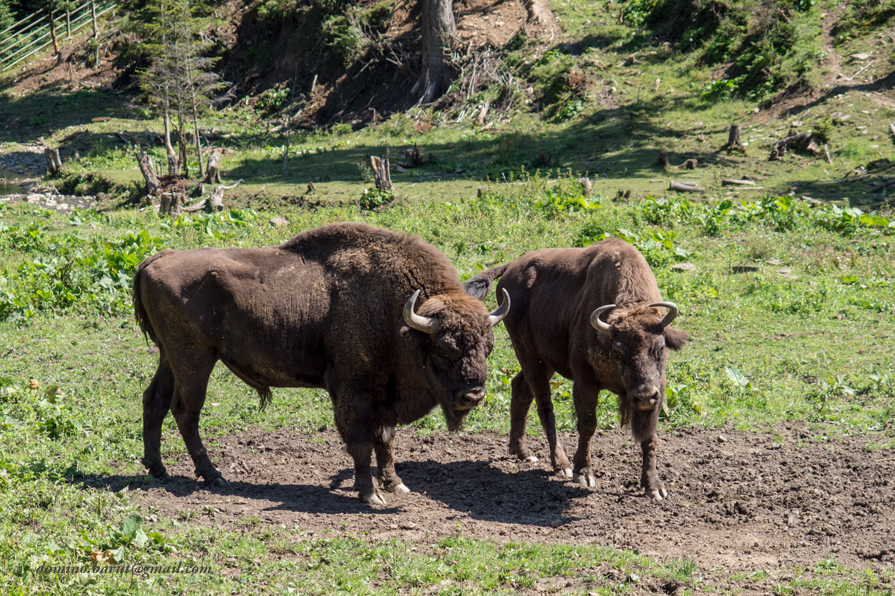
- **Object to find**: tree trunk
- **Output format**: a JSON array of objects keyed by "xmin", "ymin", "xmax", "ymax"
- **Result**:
[
  {"xmin": 204, "ymin": 148, "xmax": 222, "ymax": 184},
  {"xmin": 415, "ymin": 0, "xmax": 456, "ymax": 104},
  {"xmin": 136, "ymin": 150, "xmax": 161, "ymax": 197},
  {"xmin": 49, "ymin": 11, "xmax": 61, "ymax": 56},
  {"xmin": 163, "ymin": 104, "xmax": 179, "ymax": 176}
]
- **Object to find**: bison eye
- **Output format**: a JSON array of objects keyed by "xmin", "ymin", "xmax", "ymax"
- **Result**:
[{"xmin": 612, "ymin": 340, "xmax": 628, "ymax": 357}]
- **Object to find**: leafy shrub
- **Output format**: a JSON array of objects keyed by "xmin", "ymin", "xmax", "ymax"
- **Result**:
[
  {"xmin": 256, "ymin": 87, "xmax": 290, "ymax": 116},
  {"xmin": 359, "ymin": 188, "xmax": 394, "ymax": 210}
]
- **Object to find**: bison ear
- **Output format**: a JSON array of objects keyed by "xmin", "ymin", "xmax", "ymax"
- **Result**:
[
  {"xmin": 463, "ymin": 277, "xmax": 491, "ymax": 300},
  {"xmin": 665, "ymin": 327, "xmax": 688, "ymax": 351}
]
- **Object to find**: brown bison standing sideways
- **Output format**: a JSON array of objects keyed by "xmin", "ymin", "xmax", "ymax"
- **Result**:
[
  {"xmin": 465, "ymin": 238, "xmax": 686, "ymax": 500},
  {"xmin": 133, "ymin": 222, "xmax": 509, "ymax": 505}
]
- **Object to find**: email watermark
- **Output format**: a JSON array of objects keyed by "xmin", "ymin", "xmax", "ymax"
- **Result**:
[{"xmin": 37, "ymin": 562, "xmax": 213, "ymax": 577}]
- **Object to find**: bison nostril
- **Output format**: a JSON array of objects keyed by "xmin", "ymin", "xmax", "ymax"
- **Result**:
[{"xmin": 456, "ymin": 388, "xmax": 485, "ymax": 409}]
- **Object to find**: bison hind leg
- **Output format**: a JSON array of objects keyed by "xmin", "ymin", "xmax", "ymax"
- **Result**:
[{"xmin": 142, "ymin": 358, "xmax": 175, "ymax": 480}]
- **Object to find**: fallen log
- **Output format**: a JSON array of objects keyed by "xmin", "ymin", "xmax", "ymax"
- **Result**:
[
  {"xmin": 721, "ymin": 178, "xmax": 757, "ymax": 186},
  {"xmin": 669, "ymin": 181, "xmax": 704, "ymax": 193},
  {"xmin": 769, "ymin": 132, "xmax": 810, "ymax": 160}
]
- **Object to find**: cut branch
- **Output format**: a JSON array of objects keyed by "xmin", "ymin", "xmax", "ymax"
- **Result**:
[{"xmin": 721, "ymin": 179, "xmax": 757, "ymax": 186}]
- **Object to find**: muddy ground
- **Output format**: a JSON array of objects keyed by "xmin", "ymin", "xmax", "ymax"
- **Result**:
[{"xmin": 110, "ymin": 423, "xmax": 895, "ymax": 582}]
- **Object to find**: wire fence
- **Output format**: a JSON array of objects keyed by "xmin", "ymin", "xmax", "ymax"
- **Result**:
[{"xmin": 0, "ymin": 1, "xmax": 116, "ymax": 71}]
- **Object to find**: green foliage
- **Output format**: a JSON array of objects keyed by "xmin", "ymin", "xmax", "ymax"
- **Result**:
[
  {"xmin": 700, "ymin": 78, "xmax": 738, "ymax": 102},
  {"xmin": 358, "ymin": 188, "xmax": 394, "ymax": 210},
  {"xmin": 256, "ymin": 87, "xmax": 290, "ymax": 116}
]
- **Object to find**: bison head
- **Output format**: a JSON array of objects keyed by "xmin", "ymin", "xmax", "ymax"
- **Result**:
[
  {"xmin": 402, "ymin": 289, "xmax": 510, "ymax": 431},
  {"xmin": 590, "ymin": 302, "xmax": 687, "ymax": 415}
]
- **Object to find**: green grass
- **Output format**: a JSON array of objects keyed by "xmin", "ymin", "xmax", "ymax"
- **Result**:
[{"xmin": 1, "ymin": 178, "xmax": 894, "ymax": 594}]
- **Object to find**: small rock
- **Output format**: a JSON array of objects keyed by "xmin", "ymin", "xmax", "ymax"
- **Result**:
[
  {"xmin": 777, "ymin": 268, "xmax": 793, "ymax": 276},
  {"xmin": 718, "ymin": 434, "xmax": 727, "ymax": 442},
  {"xmin": 850, "ymin": 53, "xmax": 870, "ymax": 60},
  {"xmin": 766, "ymin": 259, "xmax": 783, "ymax": 266},
  {"xmin": 269, "ymin": 217, "xmax": 289, "ymax": 227}
]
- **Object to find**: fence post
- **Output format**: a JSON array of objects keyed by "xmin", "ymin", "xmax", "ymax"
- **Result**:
[{"xmin": 66, "ymin": 9, "xmax": 71, "ymax": 39}]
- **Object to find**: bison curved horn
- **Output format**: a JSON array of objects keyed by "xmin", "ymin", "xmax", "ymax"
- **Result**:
[
  {"xmin": 590, "ymin": 304, "xmax": 616, "ymax": 336},
  {"xmin": 488, "ymin": 289, "xmax": 511, "ymax": 327},
  {"xmin": 403, "ymin": 290, "xmax": 440, "ymax": 334},
  {"xmin": 649, "ymin": 302, "xmax": 679, "ymax": 328}
]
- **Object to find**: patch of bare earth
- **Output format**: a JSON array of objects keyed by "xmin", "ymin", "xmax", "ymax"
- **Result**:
[{"xmin": 122, "ymin": 425, "xmax": 895, "ymax": 575}]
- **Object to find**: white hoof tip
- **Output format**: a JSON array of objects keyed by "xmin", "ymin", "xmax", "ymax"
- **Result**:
[
  {"xmin": 574, "ymin": 473, "xmax": 595, "ymax": 487},
  {"xmin": 647, "ymin": 489, "xmax": 665, "ymax": 501},
  {"xmin": 361, "ymin": 492, "xmax": 387, "ymax": 506},
  {"xmin": 388, "ymin": 483, "xmax": 410, "ymax": 494},
  {"xmin": 525, "ymin": 456, "xmax": 539, "ymax": 463},
  {"xmin": 561, "ymin": 468, "xmax": 573, "ymax": 479}
]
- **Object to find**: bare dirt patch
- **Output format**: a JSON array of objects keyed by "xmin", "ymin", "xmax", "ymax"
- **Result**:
[{"xmin": 128, "ymin": 425, "xmax": 895, "ymax": 573}]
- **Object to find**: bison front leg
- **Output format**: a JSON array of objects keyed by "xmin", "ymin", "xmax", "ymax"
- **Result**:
[
  {"xmin": 142, "ymin": 358, "xmax": 175, "ymax": 479},
  {"xmin": 373, "ymin": 426, "xmax": 409, "ymax": 495},
  {"xmin": 571, "ymin": 383, "xmax": 600, "ymax": 487},
  {"xmin": 632, "ymin": 404, "xmax": 667, "ymax": 500},
  {"xmin": 334, "ymin": 391, "xmax": 387, "ymax": 506}
]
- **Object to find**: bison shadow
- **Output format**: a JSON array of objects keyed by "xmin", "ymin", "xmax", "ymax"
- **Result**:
[{"xmin": 74, "ymin": 459, "xmax": 616, "ymax": 526}]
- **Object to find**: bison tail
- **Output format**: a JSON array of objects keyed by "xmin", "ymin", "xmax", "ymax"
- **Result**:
[
  {"xmin": 257, "ymin": 386, "xmax": 273, "ymax": 410},
  {"xmin": 132, "ymin": 254, "xmax": 164, "ymax": 345},
  {"xmin": 463, "ymin": 264, "xmax": 508, "ymax": 301}
]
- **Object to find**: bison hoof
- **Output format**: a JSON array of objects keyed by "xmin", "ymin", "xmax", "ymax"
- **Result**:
[
  {"xmin": 559, "ymin": 467, "xmax": 573, "ymax": 479},
  {"xmin": 385, "ymin": 483, "xmax": 410, "ymax": 494},
  {"xmin": 361, "ymin": 490, "xmax": 388, "ymax": 506},
  {"xmin": 573, "ymin": 472, "xmax": 596, "ymax": 488},
  {"xmin": 525, "ymin": 455, "xmax": 539, "ymax": 463},
  {"xmin": 206, "ymin": 475, "xmax": 229, "ymax": 488},
  {"xmin": 646, "ymin": 486, "xmax": 668, "ymax": 501}
]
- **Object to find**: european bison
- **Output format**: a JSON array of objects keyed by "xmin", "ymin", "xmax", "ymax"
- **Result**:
[
  {"xmin": 465, "ymin": 238, "xmax": 686, "ymax": 500},
  {"xmin": 133, "ymin": 222, "xmax": 509, "ymax": 505}
]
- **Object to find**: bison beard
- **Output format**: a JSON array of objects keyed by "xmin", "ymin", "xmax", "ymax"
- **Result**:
[
  {"xmin": 133, "ymin": 222, "xmax": 509, "ymax": 506},
  {"xmin": 464, "ymin": 238, "xmax": 687, "ymax": 501}
]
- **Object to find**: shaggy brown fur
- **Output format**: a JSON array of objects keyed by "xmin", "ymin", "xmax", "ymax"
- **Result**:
[
  {"xmin": 134, "ymin": 222, "xmax": 506, "ymax": 505},
  {"xmin": 465, "ymin": 238, "xmax": 686, "ymax": 499}
]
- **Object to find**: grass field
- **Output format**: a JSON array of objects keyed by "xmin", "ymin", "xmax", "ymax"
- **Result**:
[{"xmin": 1, "ymin": 177, "xmax": 893, "ymax": 594}]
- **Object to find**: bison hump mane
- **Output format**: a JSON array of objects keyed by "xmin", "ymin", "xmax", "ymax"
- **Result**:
[{"xmin": 279, "ymin": 222, "xmax": 461, "ymax": 294}]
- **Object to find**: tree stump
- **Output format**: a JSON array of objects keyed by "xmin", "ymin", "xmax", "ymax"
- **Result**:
[
  {"xmin": 136, "ymin": 150, "xmax": 161, "ymax": 197},
  {"xmin": 159, "ymin": 192, "xmax": 182, "ymax": 215},
  {"xmin": 371, "ymin": 148, "xmax": 394, "ymax": 192},
  {"xmin": 44, "ymin": 148, "xmax": 62, "ymax": 174},
  {"xmin": 578, "ymin": 177, "xmax": 593, "ymax": 196},
  {"xmin": 657, "ymin": 150, "xmax": 669, "ymax": 167},
  {"xmin": 203, "ymin": 148, "xmax": 223, "ymax": 184},
  {"xmin": 678, "ymin": 159, "xmax": 698, "ymax": 170},
  {"xmin": 723, "ymin": 124, "xmax": 745, "ymax": 152}
]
